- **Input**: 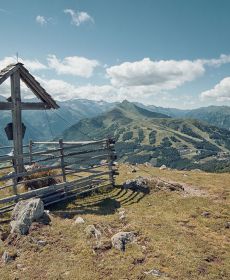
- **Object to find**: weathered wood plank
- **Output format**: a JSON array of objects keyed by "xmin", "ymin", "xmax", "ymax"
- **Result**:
[
  {"xmin": 0, "ymin": 102, "xmax": 47, "ymax": 110},
  {"xmin": 11, "ymin": 71, "xmax": 24, "ymax": 174},
  {"xmin": 59, "ymin": 139, "xmax": 66, "ymax": 183},
  {"xmin": 33, "ymin": 139, "xmax": 107, "ymax": 145},
  {"xmin": 21, "ymin": 102, "xmax": 48, "ymax": 110},
  {"xmin": 0, "ymin": 165, "xmax": 62, "ymax": 182},
  {"xmin": 0, "ymin": 171, "xmax": 112, "ymax": 204},
  {"xmin": 19, "ymin": 66, "xmax": 59, "ymax": 109},
  {"xmin": 0, "ymin": 102, "xmax": 12, "ymax": 110},
  {"xmin": 0, "ymin": 64, "xmax": 20, "ymax": 85}
]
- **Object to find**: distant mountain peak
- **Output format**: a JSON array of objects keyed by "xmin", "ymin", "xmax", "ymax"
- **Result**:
[{"xmin": 117, "ymin": 100, "xmax": 170, "ymax": 119}]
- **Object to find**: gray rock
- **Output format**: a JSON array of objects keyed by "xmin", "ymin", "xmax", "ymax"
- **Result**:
[
  {"xmin": 85, "ymin": 225, "xmax": 101, "ymax": 239},
  {"xmin": 111, "ymin": 231, "xmax": 135, "ymax": 251},
  {"xmin": 144, "ymin": 269, "xmax": 164, "ymax": 276},
  {"xmin": 36, "ymin": 240, "xmax": 47, "ymax": 246},
  {"xmin": 122, "ymin": 177, "xmax": 150, "ymax": 194},
  {"xmin": 119, "ymin": 214, "xmax": 126, "ymax": 220},
  {"xmin": 10, "ymin": 198, "xmax": 44, "ymax": 235},
  {"xmin": 201, "ymin": 211, "xmax": 211, "ymax": 218},
  {"xmin": 118, "ymin": 210, "xmax": 126, "ymax": 220},
  {"xmin": 75, "ymin": 217, "xmax": 85, "ymax": 224},
  {"xmin": 224, "ymin": 222, "xmax": 230, "ymax": 229},
  {"xmin": 2, "ymin": 250, "xmax": 17, "ymax": 264},
  {"xmin": 32, "ymin": 237, "xmax": 47, "ymax": 246},
  {"xmin": 159, "ymin": 165, "xmax": 167, "ymax": 170}
]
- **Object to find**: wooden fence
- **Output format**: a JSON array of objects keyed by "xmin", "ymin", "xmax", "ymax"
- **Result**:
[{"xmin": 0, "ymin": 138, "xmax": 117, "ymax": 214}]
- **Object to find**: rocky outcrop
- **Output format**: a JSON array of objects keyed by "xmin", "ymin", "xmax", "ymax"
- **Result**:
[
  {"xmin": 122, "ymin": 178, "xmax": 150, "ymax": 194},
  {"xmin": 10, "ymin": 198, "xmax": 45, "ymax": 235},
  {"xmin": 111, "ymin": 231, "xmax": 136, "ymax": 251}
]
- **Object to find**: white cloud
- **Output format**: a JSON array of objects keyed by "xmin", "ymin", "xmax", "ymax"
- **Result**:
[
  {"xmin": 35, "ymin": 76, "xmax": 171, "ymax": 103},
  {"xmin": 106, "ymin": 58, "xmax": 205, "ymax": 90},
  {"xmin": 1, "ymin": 54, "xmax": 230, "ymax": 107},
  {"xmin": 0, "ymin": 56, "xmax": 47, "ymax": 71},
  {"xmin": 36, "ymin": 15, "xmax": 48, "ymax": 26},
  {"xmin": 0, "ymin": 77, "xmax": 34, "ymax": 99},
  {"xmin": 200, "ymin": 54, "xmax": 230, "ymax": 67},
  {"xmin": 64, "ymin": 9, "xmax": 94, "ymax": 26},
  {"xmin": 201, "ymin": 77, "xmax": 230, "ymax": 101},
  {"xmin": 35, "ymin": 76, "xmax": 114, "ymax": 101},
  {"xmin": 47, "ymin": 55, "xmax": 99, "ymax": 78}
]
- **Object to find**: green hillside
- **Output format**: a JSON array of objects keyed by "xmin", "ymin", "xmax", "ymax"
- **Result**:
[
  {"xmin": 184, "ymin": 106, "xmax": 230, "ymax": 130},
  {"xmin": 63, "ymin": 101, "xmax": 230, "ymax": 172},
  {"xmin": 140, "ymin": 103, "xmax": 230, "ymax": 130}
]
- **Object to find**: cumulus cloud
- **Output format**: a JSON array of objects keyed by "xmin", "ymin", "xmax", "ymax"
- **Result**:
[
  {"xmin": 106, "ymin": 58, "xmax": 205, "ymax": 90},
  {"xmin": 0, "ymin": 56, "xmax": 47, "ymax": 71},
  {"xmin": 36, "ymin": 15, "xmax": 48, "ymax": 26},
  {"xmin": 2, "ymin": 54, "xmax": 230, "ymax": 106},
  {"xmin": 0, "ymin": 78, "xmax": 34, "ymax": 99},
  {"xmin": 35, "ymin": 76, "xmax": 170, "ymax": 103},
  {"xmin": 201, "ymin": 77, "xmax": 230, "ymax": 101},
  {"xmin": 200, "ymin": 54, "xmax": 230, "ymax": 67},
  {"xmin": 47, "ymin": 55, "xmax": 99, "ymax": 78},
  {"xmin": 64, "ymin": 9, "xmax": 94, "ymax": 26},
  {"xmin": 35, "ymin": 76, "xmax": 115, "ymax": 101}
]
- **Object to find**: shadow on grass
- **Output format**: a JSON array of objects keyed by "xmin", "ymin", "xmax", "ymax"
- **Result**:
[{"xmin": 48, "ymin": 185, "xmax": 147, "ymax": 218}]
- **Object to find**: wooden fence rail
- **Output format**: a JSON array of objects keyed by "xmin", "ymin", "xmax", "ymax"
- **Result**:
[{"xmin": 0, "ymin": 138, "xmax": 117, "ymax": 213}]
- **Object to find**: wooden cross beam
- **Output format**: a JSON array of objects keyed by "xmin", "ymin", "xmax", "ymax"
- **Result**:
[
  {"xmin": 0, "ymin": 63, "xmax": 59, "ymax": 175},
  {"xmin": 0, "ymin": 102, "xmax": 49, "ymax": 110}
]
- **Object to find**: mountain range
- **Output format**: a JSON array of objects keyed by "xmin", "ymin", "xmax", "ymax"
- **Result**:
[
  {"xmin": 62, "ymin": 100, "xmax": 230, "ymax": 172},
  {"xmin": 0, "ymin": 96, "xmax": 114, "ymax": 144},
  {"xmin": 136, "ymin": 103, "xmax": 230, "ymax": 129},
  {"xmin": 1, "ymin": 95, "xmax": 230, "ymax": 171}
]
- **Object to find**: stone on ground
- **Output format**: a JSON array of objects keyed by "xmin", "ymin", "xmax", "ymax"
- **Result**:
[
  {"xmin": 159, "ymin": 165, "xmax": 167, "ymax": 170},
  {"xmin": 75, "ymin": 217, "xmax": 85, "ymax": 224},
  {"xmin": 2, "ymin": 250, "xmax": 17, "ymax": 264},
  {"xmin": 123, "ymin": 177, "xmax": 150, "ymax": 194},
  {"xmin": 111, "ymin": 231, "xmax": 135, "ymax": 251},
  {"xmin": 10, "ymin": 198, "xmax": 45, "ymax": 235}
]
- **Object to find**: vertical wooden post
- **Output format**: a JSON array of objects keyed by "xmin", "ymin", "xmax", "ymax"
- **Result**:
[
  {"xmin": 29, "ymin": 140, "xmax": 33, "ymax": 165},
  {"xmin": 11, "ymin": 71, "xmax": 24, "ymax": 174},
  {"xmin": 12, "ymin": 177, "xmax": 18, "ymax": 202},
  {"xmin": 59, "ymin": 139, "xmax": 66, "ymax": 183},
  {"xmin": 106, "ymin": 138, "xmax": 116, "ymax": 187}
]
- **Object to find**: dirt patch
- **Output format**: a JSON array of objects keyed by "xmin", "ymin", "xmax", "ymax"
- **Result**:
[{"xmin": 143, "ymin": 176, "xmax": 208, "ymax": 197}]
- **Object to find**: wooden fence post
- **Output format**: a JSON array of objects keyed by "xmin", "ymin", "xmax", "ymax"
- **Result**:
[
  {"xmin": 106, "ymin": 138, "xmax": 116, "ymax": 187},
  {"xmin": 12, "ymin": 177, "xmax": 18, "ymax": 202},
  {"xmin": 59, "ymin": 139, "xmax": 66, "ymax": 183},
  {"xmin": 29, "ymin": 140, "xmax": 33, "ymax": 165}
]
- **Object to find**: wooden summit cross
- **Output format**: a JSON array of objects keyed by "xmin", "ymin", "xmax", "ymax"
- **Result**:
[{"xmin": 0, "ymin": 63, "xmax": 59, "ymax": 174}]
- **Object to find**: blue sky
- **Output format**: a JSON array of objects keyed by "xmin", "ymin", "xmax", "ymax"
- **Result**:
[{"xmin": 0, "ymin": 0, "xmax": 230, "ymax": 108}]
